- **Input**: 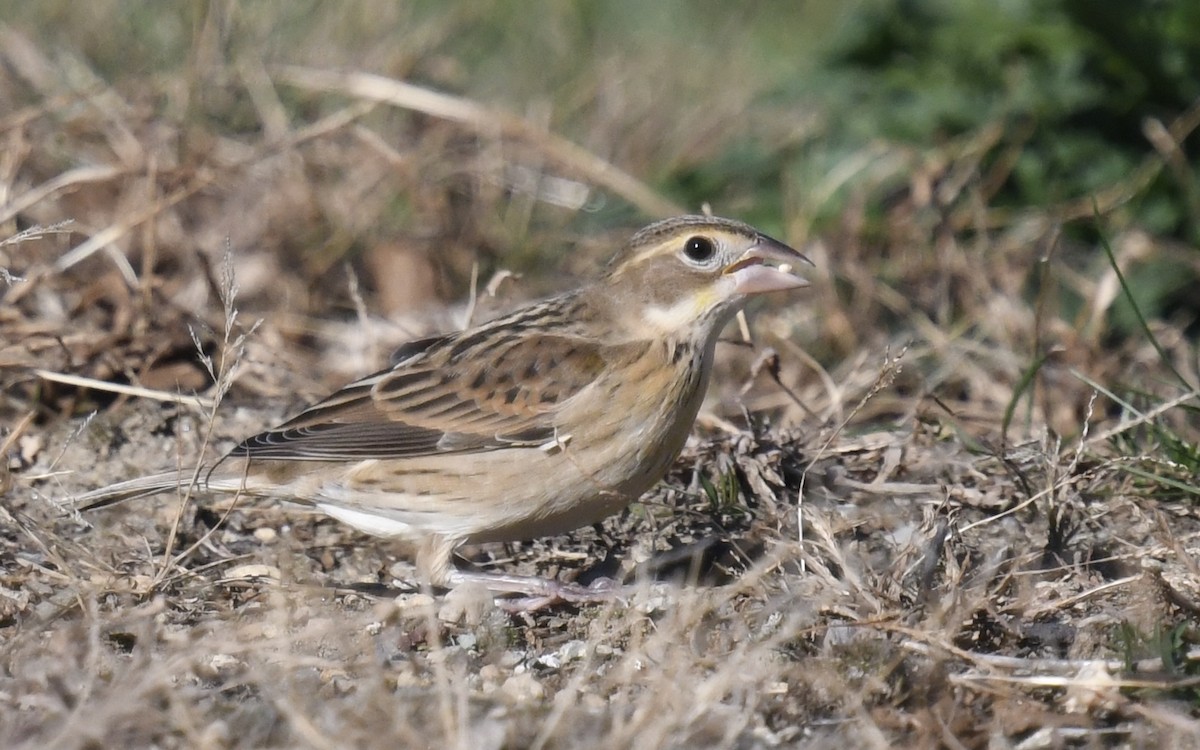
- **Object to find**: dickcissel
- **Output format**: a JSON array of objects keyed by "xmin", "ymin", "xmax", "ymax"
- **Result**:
[{"xmin": 77, "ymin": 215, "xmax": 811, "ymax": 604}]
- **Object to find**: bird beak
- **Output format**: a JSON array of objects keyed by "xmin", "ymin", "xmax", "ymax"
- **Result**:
[{"xmin": 723, "ymin": 235, "xmax": 813, "ymax": 294}]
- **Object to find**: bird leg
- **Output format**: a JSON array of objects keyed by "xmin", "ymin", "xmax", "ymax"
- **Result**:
[{"xmin": 418, "ymin": 535, "xmax": 621, "ymax": 610}]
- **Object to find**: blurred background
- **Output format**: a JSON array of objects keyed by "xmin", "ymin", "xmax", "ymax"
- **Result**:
[{"xmin": 2, "ymin": 0, "xmax": 1198, "ymax": 441}]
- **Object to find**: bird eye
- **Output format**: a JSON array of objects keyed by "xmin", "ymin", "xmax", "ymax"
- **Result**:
[{"xmin": 683, "ymin": 236, "xmax": 716, "ymax": 263}]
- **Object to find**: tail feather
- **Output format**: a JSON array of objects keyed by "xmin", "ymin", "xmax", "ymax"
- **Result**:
[{"xmin": 74, "ymin": 470, "xmax": 209, "ymax": 511}]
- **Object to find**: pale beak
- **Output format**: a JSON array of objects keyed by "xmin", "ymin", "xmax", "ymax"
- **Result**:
[{"xmin": 723, "ymin": 235, "xmax": 813, "ymax": 295}]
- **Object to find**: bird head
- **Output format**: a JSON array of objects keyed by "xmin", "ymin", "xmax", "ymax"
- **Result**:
[{"xmin": 600, "ymin": 215, "xmax": 812, "ymax": 340}]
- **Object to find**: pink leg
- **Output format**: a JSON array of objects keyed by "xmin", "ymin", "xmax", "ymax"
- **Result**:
[
  {"xmin": 419, "ymin": 534, "xmax": 623, "ymax": 610},
  {"xmin": 444, "ymin": 568, "xmax": 622, "ymax": 611}
]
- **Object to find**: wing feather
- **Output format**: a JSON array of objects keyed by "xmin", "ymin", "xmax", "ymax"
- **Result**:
[{"xmin": 229, "ymin": 325, "xmax": 627, "ymax": 462}]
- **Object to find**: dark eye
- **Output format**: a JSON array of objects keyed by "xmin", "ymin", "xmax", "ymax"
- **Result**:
[{"xmin": 683, "ymin": 236, "xmax": 716, "ymax": 263}]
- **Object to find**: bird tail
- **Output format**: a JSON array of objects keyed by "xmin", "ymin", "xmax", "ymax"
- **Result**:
[{"xmin": 73, "ymin": 469, "xmax": 223, "ymax": 511}]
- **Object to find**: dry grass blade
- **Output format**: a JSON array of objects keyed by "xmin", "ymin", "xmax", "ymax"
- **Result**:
[
  {"xmin": 275, "ymin": 66, "xmax": 684, "ymax": 218},
  {"xmin": 55, "ymin": 100, "xmax": 376, "ymax": 274},
  {"xmin": 1081, "ymin": 386, "xmax": 1200, "ymax": 450},
  {"xmin": 31, "ymin": 369, "xmax": 215, "ymax": 410},
  {"xmin": 0, "ymin": 167, "xmax": 124, "ymax": 226}
]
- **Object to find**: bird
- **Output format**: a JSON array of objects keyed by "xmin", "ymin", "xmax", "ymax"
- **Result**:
[{"xmin": 75, "ymin": 215, "xmax": 811, "ymax": 605}]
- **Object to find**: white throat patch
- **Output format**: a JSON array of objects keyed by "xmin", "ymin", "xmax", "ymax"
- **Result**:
[{"xmin": 641, "ymin": 284, "xmax": 728, "ymax": 335}]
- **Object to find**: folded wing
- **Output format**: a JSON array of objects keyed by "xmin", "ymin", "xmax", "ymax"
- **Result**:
[{"xmin": 229, "ymin": 330, "xmax": 621, "ymax": 462}]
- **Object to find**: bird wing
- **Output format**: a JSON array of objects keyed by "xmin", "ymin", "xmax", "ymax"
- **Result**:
[{"xmin": 229, "ymin": 330, "xmax": 618, "ymax": 461}]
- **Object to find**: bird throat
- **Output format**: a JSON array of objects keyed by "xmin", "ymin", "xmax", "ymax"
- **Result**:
[{"xmin": 640, "ymin": 287, "xmax": 722, "ymax": 337}]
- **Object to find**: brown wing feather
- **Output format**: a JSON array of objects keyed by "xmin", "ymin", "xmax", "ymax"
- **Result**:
[{"xmin": 229, "ymin": 327, "xmax": 617, "ymax": 462}]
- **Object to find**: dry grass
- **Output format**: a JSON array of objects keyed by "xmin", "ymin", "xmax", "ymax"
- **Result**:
[{"xmin": 3, "ymin": 6, "xmax": 1200, "ymax": 749}]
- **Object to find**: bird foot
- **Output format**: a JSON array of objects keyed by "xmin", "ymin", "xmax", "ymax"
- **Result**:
[{"xmin": 444, "ymin": 569, "xmax": 622, "ymax": 611}]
